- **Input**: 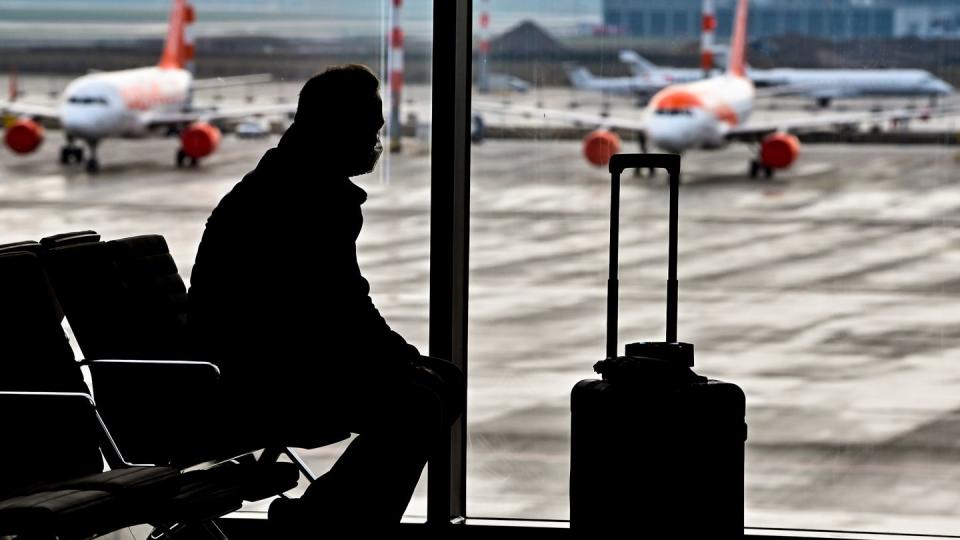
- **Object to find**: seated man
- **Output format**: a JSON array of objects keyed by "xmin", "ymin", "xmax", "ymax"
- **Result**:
[{"xmin": 187, "ymin": 64, "xmax": 463, "ymax": 530}]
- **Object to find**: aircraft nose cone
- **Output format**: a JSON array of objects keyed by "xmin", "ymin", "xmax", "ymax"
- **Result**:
[
  {"xmin": 62, "ymin": 111, "xmax": 113, "ymax": 139},
  {"xmin": 649, "ymin": 123, "xmax": 695, "ymax": 153}
]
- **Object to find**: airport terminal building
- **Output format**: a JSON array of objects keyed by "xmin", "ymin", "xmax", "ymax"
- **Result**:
[{"xmin": 602, "ymin": 0, "xmax": 960, "ymax": 39}]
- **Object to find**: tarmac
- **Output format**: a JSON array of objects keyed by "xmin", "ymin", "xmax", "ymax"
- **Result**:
[{"xmin": 3, "ymin": 82, "xmax": 960, "ymax": 534}]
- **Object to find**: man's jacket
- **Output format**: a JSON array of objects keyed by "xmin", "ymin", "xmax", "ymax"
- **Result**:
[{"xmin": 188, "ymin": 140, "xmax": 419, "ymax": 390}]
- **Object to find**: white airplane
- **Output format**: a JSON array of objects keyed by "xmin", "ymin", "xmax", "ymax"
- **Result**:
[
  {"xmin": 615, "ymin": 52, "xmax": 955, "ymax": 109},
  {"xmin": 565, "ymin": 52, "xmax": 705, "ymax": 102},
  {"xmin": 476, "ymin": 0, "xmax": 947, "ymax": 179},
  {"xmin": 747, "ymin": 67, "xmax": 954, "ymax": 108},
  {"xmin": 0, "ymin": 0, "xmax": 294, "ymax": 173}
]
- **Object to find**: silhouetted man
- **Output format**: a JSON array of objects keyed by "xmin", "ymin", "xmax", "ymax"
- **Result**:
[{"xmin": 188, "ymin": 65, "xmax": 463, "ymax": 530}]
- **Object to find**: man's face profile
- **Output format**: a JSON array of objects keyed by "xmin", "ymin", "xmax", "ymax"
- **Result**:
[{"xmin": 328, "ymin": 92, "xmax": 384, "ymax": 178}]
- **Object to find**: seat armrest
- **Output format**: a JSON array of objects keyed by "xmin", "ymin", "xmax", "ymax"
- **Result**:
[
  {"xmin": 81, "ymin": 360, "xmax": 225, "ymax": 467},
  {"xmin": 0, "ymin": 391, "xmax": 139, "ymax": 470},
  {"xmin": 82, "ymin": 359, "xmax": 220, "ymax": 379}
]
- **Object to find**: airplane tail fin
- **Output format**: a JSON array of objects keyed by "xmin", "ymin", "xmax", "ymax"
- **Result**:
[
  {"xmin": 618, "ymin": 50, "xmax": 657, "ymax": 75},
  {"xmin": 726, "ymin": 0, "xmax": 749, "ymax": 77},
  {"xmin": 158, "ymin": 0, "xmax": 196, "ymax": 71},
  {"xmin": 565, "ymin": 65, "xmax": 594, "ymax": 89}
]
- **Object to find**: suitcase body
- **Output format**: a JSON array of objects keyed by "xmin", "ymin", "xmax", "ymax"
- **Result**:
[
  {"xmin": 569, "ymin": 154, "xmax": 747, "ymax": 535},
  {"xmin": 571, "ymin": 378, "xmax": 746, "ymax": 535}
]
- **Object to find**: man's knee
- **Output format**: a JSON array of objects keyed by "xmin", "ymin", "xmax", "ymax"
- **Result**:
[{"xmin": 414, "ymin": 357, "xmax": 464, "ymax": 427}]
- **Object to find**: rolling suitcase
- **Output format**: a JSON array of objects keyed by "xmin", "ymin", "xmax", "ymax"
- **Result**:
[{"xmin": 570, "ymin": 154, "xmax": 747, "ymax": 536}]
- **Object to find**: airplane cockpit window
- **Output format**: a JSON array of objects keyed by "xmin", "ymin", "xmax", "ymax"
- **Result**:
[
  {"xmin": 67, "ymin": 96, "xmax": 109, "ymax": 105},
  {"xmin": 655, "ymin": 108, "xmax": 693, "ymax": 116}
]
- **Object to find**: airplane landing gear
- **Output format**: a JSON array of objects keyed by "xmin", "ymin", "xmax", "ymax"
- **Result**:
[
  {"xmin": 749, "ymin": 159, "xmax": 774, "ymax": 179},
  {"xmin": 176, "ymin": 149, "xmax": 198, "ymax": 168},
  {"xmin": 60, "ymin": 145, "xmax": 84, "ymax": 165},
  {"xmin": 84, "ymin": 141, "xmax": 100, "ymax": 174},
  {"xmin": 635, "ymin": 133, "xmax": 656, "ymax": 178},
  {"xmin": 60, "ymin": 138, "xmax": 84, "ymax": 165}
]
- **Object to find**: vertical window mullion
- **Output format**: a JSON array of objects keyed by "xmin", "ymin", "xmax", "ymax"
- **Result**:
[{"xmin": 428, "ymin": 0, "xmax": 472, "ymax": 527}]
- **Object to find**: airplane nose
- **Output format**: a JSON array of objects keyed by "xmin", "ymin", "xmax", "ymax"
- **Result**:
[
  {"xmin": 650, "ymin": 131, "xmax": 691, "ymax": 153},
  {"xmin": 648, "ymin": 122, "xmax": 695, "ymax": 153},
  {"xmin": 62, "ymin": 110, "xmax": 113, "ymax": 139}
]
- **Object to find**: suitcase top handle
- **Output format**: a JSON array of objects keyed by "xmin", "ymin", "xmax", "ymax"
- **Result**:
[
  {"xmin": 609, "ymin": 153, "xmax": 680, "ymax": 178},
  {"xmin": 607, "ymin": 153, "xmax": 682, "ymax": 359}
]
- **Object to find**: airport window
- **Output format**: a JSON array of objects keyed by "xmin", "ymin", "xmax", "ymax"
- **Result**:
[
  {"xmin": 831, "ymin": 11, "xmax": 848, "ymax": 38},
  {"xmin": 673, "ymin": 10, "xmax": 690, "ymax": 38},
  {"xmin": 852, "ymin": 11, "xmax": 871, "ymax": 37},
  {"xmin": 467, "ymin": 0, "xmax": 960, "ymax": 536},
  {"xmin": 808, "ymin": 10, "xmax": 824, "ymax": 37},
  {"xmin": 650, "ymin": 11, "xmax": 668, "ymax": 38},
  {"xmin": 876, "ymin": 10, "xmax": 895, "ymax": 38},
  {"xmin": 784, "ymin": 10, "xmax": 803, "ymax": 35},
  {"xmin": 760, "ymin": 10, "xmax": 780, "ymax": 38},
  {"xmin": 627, "ymin": 12, "xmax": 644, "ymax": 37},
  {"xmin": 4, "ymin": 0, "xmax": 960, "ymax": 537},
  {"xmin": 0, "ymin": 0, "xmax": 434, "ymax": 522},
  {"xmin": 605, "ymin": 10, "xmax": 622, "ymax": 30},
  {"xmin": 718, "ymin": 8, "xmax": 734, "ymax": 39},
  {"xmin": 628, "ymin": 11, "xmax": 647, "ymax": 36}
]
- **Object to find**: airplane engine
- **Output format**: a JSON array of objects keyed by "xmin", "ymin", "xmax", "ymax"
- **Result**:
[
  {"xmin": 180, "ymin": 122, "xmax": 221, "ymax": 160},
  {"xmin": 582, "ymin": 129, "xmax": 621, "ymax": 167},
  {"xmin": 760, "ymin": 132, "xmax": 800, "ymax": 169},
  {"xmin": 4, "ymin": 118, "xmax": 44, "ymax": 154}
]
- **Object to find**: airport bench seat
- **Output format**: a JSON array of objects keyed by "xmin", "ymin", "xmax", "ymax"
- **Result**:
[
  {"xmin": 0, "ymin": 488, "xmax": 127, "ymax": 538},
  {"xmin": 40, "ymin": 232, "xmax": 349, "ymax": 468},
  {"xmin": 0, "ymin": 243, "xmax": 298, "ymax": 538},
  {"xmin": 0, "ymin": 389, "xmax": 273, "ymax": 539},
  {"xmin": 0, "ymin": 248, "xmax": 207, "ymax": 538}
]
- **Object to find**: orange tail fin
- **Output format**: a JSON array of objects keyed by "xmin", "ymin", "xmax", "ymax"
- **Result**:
[
  {"xmin": 158, "ymin": 0, "xmax": 196, "ymax": 70},
  {"xmin": 726, "ymin": 0, "xmax": 749, "ymax": 77}
]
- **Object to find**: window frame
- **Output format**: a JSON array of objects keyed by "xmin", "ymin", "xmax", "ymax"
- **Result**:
[{"xmin": 218, "ymin": 2, "xmax": 952, "ymax": 537}]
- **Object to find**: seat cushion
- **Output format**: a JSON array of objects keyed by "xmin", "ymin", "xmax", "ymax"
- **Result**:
[
  {"xmin": 38, "ymin": 466, "xmax": 181, "ymax": 500},
  {"xmin": 0, "ymin": 489, "xmax": 124, "ymax": 537},
  {"xmin": 181, "ymin": 461, "xmax": 301, "ymax": 503}
]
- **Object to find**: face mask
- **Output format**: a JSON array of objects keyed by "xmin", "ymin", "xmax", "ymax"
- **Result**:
[{"xmin": 349, "ymin": 136, "xmax": 383, "ymax": 177}]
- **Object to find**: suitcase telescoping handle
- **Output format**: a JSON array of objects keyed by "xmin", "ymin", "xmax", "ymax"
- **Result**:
[{"xmin": 606, "ymin": 153, "xmax": 682, "ymax": 359}]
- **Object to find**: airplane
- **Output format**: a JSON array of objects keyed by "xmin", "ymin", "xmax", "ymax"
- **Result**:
[
  {"xmin": 0, "ymin": 0, "xmax": 295, "ymax": 174},
  {"xmin": 615, "ymin": 51, "xmax": 955, "ymax": 109},
  {"xmin": 746, "ymin": 67, "xmax": 954, "ymax": 108},
  {"xmin": 564, "ymin": 52, "xmax": 705, "ymax": 103},
  {"xmin": 476, "ymin": 0, "xmax": 948, "ymax": 179}
]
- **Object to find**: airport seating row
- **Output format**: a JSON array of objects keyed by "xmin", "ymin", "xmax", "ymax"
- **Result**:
[{"xmin": 0, "ymin": 231, "xmax": 349, "ymax": 539}]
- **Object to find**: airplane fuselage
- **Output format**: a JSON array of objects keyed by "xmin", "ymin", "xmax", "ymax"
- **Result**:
[
  {"xmin": 644, "ymin": 74, "xmax": 755, "ymax": 153},
  {"xmin": 749, "ymin": 68, "xmax": 953, "ymax": 99},
  {"xmin": 60, "ymin": 67, "xmax": 192, "ymax": 141}
]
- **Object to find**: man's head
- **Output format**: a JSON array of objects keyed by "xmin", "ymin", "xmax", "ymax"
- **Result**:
[{"xmin": 293, "ymin": 64, "xmax": 384, "ymax": 177}]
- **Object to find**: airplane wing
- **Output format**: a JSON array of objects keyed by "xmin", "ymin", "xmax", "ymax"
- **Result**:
[
  {"xmin": 0, "ymin": 100, "xmax": 60, "ymax": 120},
  {"xmin": 727, "ymin": 104, "xmax": 953, "ymax": 140},
  {"xmin": 190, "ymin": 73, "xmax": 274, "ymax": 91},
  {"xmin": 143, "ymin": 102, "xmax": 298, "ymax": 127},
  {"xmin": 473, "ymin": 101, "xmax": 647, "ymax": 133}
]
